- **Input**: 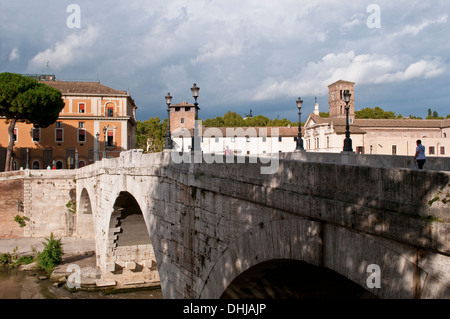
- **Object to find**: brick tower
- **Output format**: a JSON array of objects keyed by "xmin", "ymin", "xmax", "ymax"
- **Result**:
[{"xmin": 328, "ymin": 80, "xmax": 355, "ymax": 120}]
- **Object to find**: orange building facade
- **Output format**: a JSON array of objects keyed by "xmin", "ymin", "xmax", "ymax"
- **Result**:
[{"xmin": 0, "ymin": 78, "xmax": 137, "ymax": 171}]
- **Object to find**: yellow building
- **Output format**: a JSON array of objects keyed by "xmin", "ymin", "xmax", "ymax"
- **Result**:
[{"xmin": 0, "ymin": 76, "xmax": 137, "ymax": 171}]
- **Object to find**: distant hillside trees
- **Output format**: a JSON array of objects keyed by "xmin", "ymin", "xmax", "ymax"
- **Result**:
[
  {"xmin": 355, "ymin": 107, "xmax": 402, "ymax": 119},
  {"xmin": 202, "ymin": 111, "xmax": 297, "ymax": 127}
]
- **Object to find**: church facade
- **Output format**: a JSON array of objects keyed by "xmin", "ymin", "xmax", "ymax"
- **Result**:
[{"xmin": 304, "ymin": 80, "xmax": 450, "ymax": 157}]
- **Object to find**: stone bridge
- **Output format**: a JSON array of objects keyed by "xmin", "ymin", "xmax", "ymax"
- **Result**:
[{"xmin": 74, "ymin": 150, "xmax": 450, "ymax": 299}]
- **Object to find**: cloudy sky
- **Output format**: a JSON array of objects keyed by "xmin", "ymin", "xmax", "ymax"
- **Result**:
[{"xmin": 1, "ymin": 0, "xmax": 449, "ymax": 122}]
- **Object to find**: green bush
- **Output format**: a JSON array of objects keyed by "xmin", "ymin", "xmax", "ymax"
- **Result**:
[
  {"xmin": 0, "ymin": 253, "xmax": 11, "ymax": 265},
  {"xmin": 37, "ymin": 233, "xmax": 64, "ymax": 275}
]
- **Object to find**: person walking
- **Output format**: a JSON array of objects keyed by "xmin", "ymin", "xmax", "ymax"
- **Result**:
[
  {"xmin": 414, "ymin": 140, "xmax": 426, "ymax": 169},
  {"xmin": 224, "ymin": 145, "xmax": 232, "ymax": 156}
]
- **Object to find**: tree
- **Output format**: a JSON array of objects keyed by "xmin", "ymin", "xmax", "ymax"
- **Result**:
[
  {"xmin": 135, "ymin": 117, "xmax": 167, "ymax": 153},
  {"xmin": 0, "ymin": 73, "xmax": 65, "ymax": 171},
  {"xmin": 355, "ymin": 107, "xmax": 398, "ymax": 119},
  {"xmin": 203, "ymin": 110, "xmax": 295, "ymax": 127},
  {"xmin": 426, "ymin": 108, "xmax": 443, "ymax": 119}
]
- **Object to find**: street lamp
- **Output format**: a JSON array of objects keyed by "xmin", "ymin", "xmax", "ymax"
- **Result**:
[
  {"xmin": 296, "ymin": 97, "xmax": 304, "ymax": 151},
  {"xmin": 103, "ymin": 125, "xmax": 108, "ymax": 159},
  {"xmin": 342, "ymin": 90, "xmax": 353, "ymax": 153},
  {"xmin": 190, "ymin": 83, "xmax": 200, "ymax": 152},
  {"xmin": 26, "ymin": 148, "xmax": 29, "ymax": 169},
  {"xmin": 95, "ymin": 132, "xmax": 100, "ymax": 161},
  {"xmin": 165, "ymin": 93, "xmax": 173, "ymax": 149}
]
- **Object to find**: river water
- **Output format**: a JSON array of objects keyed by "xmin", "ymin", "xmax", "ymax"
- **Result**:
[{"xmin": 0, "ymin": 266, "xmax": 162, "ymax": 299}]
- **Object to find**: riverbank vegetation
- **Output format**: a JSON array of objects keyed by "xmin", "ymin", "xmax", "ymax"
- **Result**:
[{"xmin": 0, "ymin": 233, "xmax": 64, "ymax": 275}]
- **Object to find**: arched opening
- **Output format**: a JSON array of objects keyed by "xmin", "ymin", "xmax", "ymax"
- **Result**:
[
  {"xmin": 111, "ymin": 192, "xmax": 150, "ymax": 247},
  {"xmin": 105, "ymin": 191, "xmax": 159, "ymax": 288},
  {"xmin": 76, "ymin": 188, "xmax": 94, "ymax": 238},
  {"xmin": 221, "ymin": 259, "xmax": 376, "ymax": 299},
  {"xmin": 32, "ymin": 160, "xmax": 40, "ymax": 169}
]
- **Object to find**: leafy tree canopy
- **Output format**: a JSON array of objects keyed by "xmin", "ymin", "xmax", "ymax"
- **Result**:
[
  {"xmin": 0, "ymin": 72, "xmax": 65, "ymax": 171},
  {"xmin": 355, "ymin": 106, "xmax": 401, "ymax": 119},
  {"xmin": 202, "ymin": 110, "xmax": 297, "ymax": 127},
  {"xmin": 0, "ymin": 72, "xmax": 64, "ymax": 127},
  {"xmin": 135, "ymin": 117, "xmax": 167, "ymax": 153}
]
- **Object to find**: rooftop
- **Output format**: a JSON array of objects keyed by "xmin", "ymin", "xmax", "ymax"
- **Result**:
[{"xmin": 40, "ymin": 80, "xmax": 129, "ymax": 96}]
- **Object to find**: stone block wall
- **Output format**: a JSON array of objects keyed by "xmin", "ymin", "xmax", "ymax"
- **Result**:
[
  {"xmin": 0, "ymin": 170, "xmax": 76, "ymax": 238},
  {"xmin": 0, "ymin": 171, "xmax": 25, "ymax": 238}
]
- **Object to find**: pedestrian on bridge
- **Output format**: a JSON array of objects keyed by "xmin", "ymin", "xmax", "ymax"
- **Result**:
[{"xmin": 414, "ymin": 140, "xmax": 426, "ymax": 169}]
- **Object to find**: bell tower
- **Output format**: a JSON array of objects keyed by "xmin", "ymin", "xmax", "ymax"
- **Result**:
[{"xmin": 328, "ymin": 80, "xmax": 355, "ymax": 120}]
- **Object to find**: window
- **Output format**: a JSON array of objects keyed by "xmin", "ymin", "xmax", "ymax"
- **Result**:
[
  {"xmin": 78, "ymin": 123, "xmax": 86, "ymax": 142},
  {"xmin": 262, "ymin": 137, "xmax": 267, "ymax": 142},
  {"xmin": 246, "ymin": 137, "xmax": 250, "ymax": 142},
  {"xmin": 13, "ymin": 127, "xmax": 18, "ymax": 142},
  {"xmin": 32, "ymin": 128, "xmax": 40, "ymax": 142},
  {"xmin": 392, "ymin": 145, "xmax": 397, "ymax": 155},
  {"xmin": 215, "ymin": 137, "xmax": 219, "ymax": 143},
  {"xmin": 278, "ymin": 137, "xmax": 282, "ymax": 142},
  {"xmin": 440, "ymin": 146, "xmax": 445, "ymax": 155},
  {"xmin": 56, "ymin": 121, "xmax": 63, "ymax": 128},
  {"xmin": 370, "ymin": 145, "xmax": 373, "ymax": 154},
  {"xmin": 107, "ymin": 106, "xmax": 114, "ymax": 117},
  {"xmin": 356, "ymin": 146, "xmax": 364, "ymax": 154},
  {"xmin": 79, "ymin": 103, "xmax": 85, "ymax": 113},
  {"xmin": 107, "ymin": 131, "xmax": 114, "ymax": 147},
  {"xmin": 175, "ymin": 107, "xmax": 180, "ymax": 112},
  {"xmin": 55, "ymin": 128, "xmax": 64, "ymax": 142},
  {"xmin": 429, "ymin": 146, "xmax": 435, "ymax": 155},
  {"xmin": 185, "ymin": 107, "xmax": 191, "ymax": 112},
  {"xmin": 181, "ymin": 118, "xmax": 184, "ymax": 124}
]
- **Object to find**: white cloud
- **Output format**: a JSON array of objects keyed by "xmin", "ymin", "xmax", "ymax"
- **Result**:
[
  {"xmin": 9, "ymin": 47, "xmax": 20, "ymax": 62},
  {"xmin": 392, "ymin": 14, "xmax": 448, "ymax": 37},
  {"xmin": 251, "ymin": 51, "xmax": 445, "ymax": 101},
  {"xmin": 27, "ymin": 26, "xmax": 100, "ymax": 71}
]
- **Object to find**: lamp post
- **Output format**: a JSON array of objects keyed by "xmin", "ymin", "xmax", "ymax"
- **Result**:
[
  {"xmin": 342, "ymin": 90, "xmax": 353, "ymax": 153},
  {"xmin": 103, "ymin": 125, "xmax": 108, "ymax": 159},
  {"xmin": 190, "ymin": 83, "xmax": 200, "ymax": 152},
  {"xmin": 165, "ymin": 93, "xmax": 173, "ymax": 149},
  {"xmin": 296, "ymin": 97, "xmax": 304, "ymax": 151},
  {"xmin": 95, "ymin": 132, "xmax": 100, "ymax": 161},
  {"xmin": 26, "ymin": 148, "xmax": 29, "ymax": 169}
]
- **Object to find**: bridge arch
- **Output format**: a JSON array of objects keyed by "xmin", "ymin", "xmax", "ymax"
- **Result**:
[
  {"xmin": 199, "ymin": 217, "xmax": 423, "ymax": 299},
  {"xmin": 220, "ymin": 259, "xmax": 376, "ymax": 299},
  {"xmin": 103, "ymin": 191, "xmax": 160, "ymax": 286},
  {"xmin": 76, "ymin": 187, "xmax": 95, "ymax": 238}
]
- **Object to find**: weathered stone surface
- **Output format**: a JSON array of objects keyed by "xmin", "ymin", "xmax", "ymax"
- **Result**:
[{"xmin": 1, "ymin": 150, "xmax": 449, "ymax": 299}]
